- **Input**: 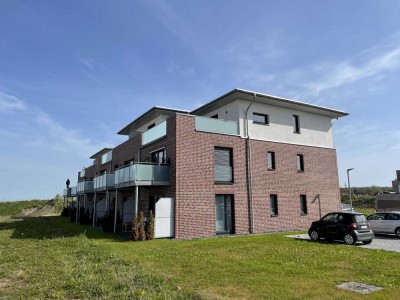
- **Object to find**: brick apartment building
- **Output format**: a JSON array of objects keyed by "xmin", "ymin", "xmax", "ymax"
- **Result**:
[{"xmin": 63, "ymin": 89, "xmax": 348, "ymax": 239}]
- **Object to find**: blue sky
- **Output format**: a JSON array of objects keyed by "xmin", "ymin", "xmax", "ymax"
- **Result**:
[{"xmin": 1, "ymin": 1, "xmax": 400, "ymax": 201}]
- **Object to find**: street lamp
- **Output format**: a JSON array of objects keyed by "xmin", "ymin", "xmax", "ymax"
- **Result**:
[{"xmin": 347, "ymin": 168, "xmax": 354, "ymax": 211}]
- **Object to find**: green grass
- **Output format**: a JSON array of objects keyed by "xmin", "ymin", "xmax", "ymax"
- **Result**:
[
  {"xmin": 0, "ymin": 215, "xmax": 195, "ymax": 299},
  {"xmin": 0, "ymin": 199, "xmax": 48, "ymax": 216},
  {"xmin": 1, "ymin": 208, "xmax": 400, "ymax": 299}
]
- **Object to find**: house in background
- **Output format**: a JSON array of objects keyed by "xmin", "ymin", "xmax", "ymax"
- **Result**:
[
  {"xmin": 63, "ymin": 88, "xmax": 348, "ymax": 239},
  {"xmin": 375, "ymin": 170, "xmax": 400, "ymax": 211}
]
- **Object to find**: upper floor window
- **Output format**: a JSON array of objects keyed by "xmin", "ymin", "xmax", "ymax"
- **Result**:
[
  {"xmin": 297, "ymin": 154, "xmax": 304, "ymax": 172},
  {"xmin": 151, "ymin": 148, "xmax": 166, "ymax": 164},
  {"xmin": 293, "ymin": 115, "xmax": 300, "ymax": 133},
  {"xmin": 214, "ymin": 147, "xmax": 233, "ymax": 183},
  {"xmin": 253, "ymin": 112, "xmax": 269, "ymax": 125},
  {"xmin": 211, "ymin": 114, "xmax": 218, "ymax": 119},
  {"xmin": 267, "ymin": 151, "xmax": 275, "ymax": 170},
  {"xmin": 147, "ymin": 123, "xmax": 156, "ymax": 129}
]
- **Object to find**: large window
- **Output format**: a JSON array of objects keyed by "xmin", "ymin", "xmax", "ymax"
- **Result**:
[
  {"xmin": 300, "ymin": 195, "xmax": 307, "ymax": 215},
  {"xmin": 270, "ymin": 194, "xmax": 278, "ymax": 216},
  {"xmin": 151, "ymin": 148, "xmax": 166, "ymax": 164},
  {"xmin": 253, "ymin": 112, "xmax": 269, "ymax": 125},
  {"xmin": 267, "ymin": 151, "xmax": 275, "ymax": 170},
  {"xmin": 214, "ymin": 147, "xmax": 233, "ymax": 183},
  {"xmin": 293, "ymin": 115, "xmax": 300, "ymax": 133},
  {"xmin": 297, "ymin": 154, "xmax": 304, "ymax": 172}
]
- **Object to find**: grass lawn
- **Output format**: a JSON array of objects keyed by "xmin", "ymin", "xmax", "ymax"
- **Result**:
[{"xmin": 1, "ymin": 205, "xmax": 400, "ymax": 299}]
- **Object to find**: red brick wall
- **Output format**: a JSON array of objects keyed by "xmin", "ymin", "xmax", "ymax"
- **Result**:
[
  {"xmin": 174, "ymin": 114, "xmax": 249, "ymax": 239},
  {"xmin": 112, "ymin": 135, "xmax": 141, "ymax": 170},
  {"xmin": 250, "ymin": 140, "xmax": 341, "ymax": 233},
  {"xmin": 173, "ymin": 114, "xmax": 341, "ymax": 239}
]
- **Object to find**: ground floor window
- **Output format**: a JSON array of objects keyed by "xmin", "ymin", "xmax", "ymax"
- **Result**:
[
  {"xmin": 300, "ymin": 195, "xmax": 307, "ymax": 215},
  {"xmin": 270, "ymin": 194, "xmax": 278, "ymax": 216},
  {"xmin": 215, "ymin": 195, "xmax": 234, "ymax": 234}
]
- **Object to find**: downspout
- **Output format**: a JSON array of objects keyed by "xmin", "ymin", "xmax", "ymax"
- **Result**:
[{"xmin": 245, "ymin": 94, "xmax": 256, "ymax": 234}]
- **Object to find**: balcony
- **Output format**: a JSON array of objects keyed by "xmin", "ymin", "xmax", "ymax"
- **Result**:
[
  {"xmin": 63, "ymin": 186, "xmax": 77, "ymax": 197},
  {"xmin": 77, "ymin": 181, "xmax": 94, "ymax": 194},
  {"xmin": 94, "ymin": 173, "xmax": 115, "ymax": 191},
  {"xmin": 195, "ymin": 116, "xmax": 239, "ymax": 135},
  {"xmin": 142, "ymin": 121, "xmax": 166, "ymax": 146},
  {"xmin": 114, "ymin": 163, "xmax": 170, "ymax": 188}
]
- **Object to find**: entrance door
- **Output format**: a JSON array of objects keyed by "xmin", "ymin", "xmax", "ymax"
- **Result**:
[{"xmin": 216, "ymin": 195, "xmax": 234, "ymax": 234}]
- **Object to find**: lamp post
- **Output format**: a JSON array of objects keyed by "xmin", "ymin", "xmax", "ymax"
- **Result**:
[{"xmin": 347, "ymin": 168, "xmax": 354, "ymax": 211}]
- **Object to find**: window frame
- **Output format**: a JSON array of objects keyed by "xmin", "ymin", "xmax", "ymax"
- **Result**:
[
  {"xmin": 297, "ymin": 154, "xmax": 304, "ymax": 172},
  {"xmin": 300, "ymin": 194, "xmax": 307, "ymax": 215},
  {"xmin": 214, "ymin": 147, "xmax": 234, "ymax": 184},
  {"xmin": 270, "ymin": 194, "xmax": 278, "ymax": 216},
  {"xmin": 253, "ymin": 112, "xmax": 269, "ymax": 125},
  {"xmin": 267, "ymin": 151, "xmax": 276, "ymax": 171},
  {"xmin": 293, "ymin": 114, "xmax": 300, "ymax": 134}
]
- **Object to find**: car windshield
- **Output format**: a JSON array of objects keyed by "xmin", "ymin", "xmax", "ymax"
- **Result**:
[{"xmin": 354, "ymin": 214, "xmax": 367, "ymax": 223}]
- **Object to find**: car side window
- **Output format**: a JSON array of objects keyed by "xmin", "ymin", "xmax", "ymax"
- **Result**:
[
  {"xmin": 368, "ymin": 213, "xmax": 385, "ymax": 220},
  {"xmin": 323, "ymin": 213, "xmax": 338, "ymax": 223},
  {"xmin": 337, "ymin": 214, "xmax": 344, "ymax": 222},
  {"xmin": 388, "ymin": 213, "xmax": 400, "ymax": 221}
]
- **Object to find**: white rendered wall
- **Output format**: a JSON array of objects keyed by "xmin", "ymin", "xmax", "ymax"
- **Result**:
[
  {"xmin": 203, "ymin": 99, "xmax": 335, "ymax": 148},
  {"xmin": 132, "ymin": 115, "xmax": 169, "ymax": 135}
]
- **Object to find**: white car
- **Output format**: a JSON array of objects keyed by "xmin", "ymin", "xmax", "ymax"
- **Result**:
[{"xmin": 367, "ymin": 211, "xmax": 400, "ymax": 238}]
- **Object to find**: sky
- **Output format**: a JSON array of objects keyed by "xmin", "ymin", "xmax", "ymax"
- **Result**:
[{"xmin": 1, "ymin": 1, "xmax": 400, "ymax": 201}]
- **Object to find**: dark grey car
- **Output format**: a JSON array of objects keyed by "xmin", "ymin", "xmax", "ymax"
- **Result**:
[
  {"xmin": 308, "ymin": 212, "xmax": 374, "ymax": 245},
  {"xmin": 367, "ymin": 211, "xmax": 400, "ymax": 238}
]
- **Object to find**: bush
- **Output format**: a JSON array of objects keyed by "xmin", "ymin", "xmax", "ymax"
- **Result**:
[
  {"xmin": 146, "ymin": 210, "xmax": 155, "ymax": 240},
  {"xmin": 138, "ymin": 212, "xmax": 146, "ymax": 241},
  {"xmin": 132, "ymin": 214, "xmax": 139, "ymax": 241}
]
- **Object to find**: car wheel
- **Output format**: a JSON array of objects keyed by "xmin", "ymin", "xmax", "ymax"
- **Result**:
[
  {"xmin": 309, "ymin": 230, "xmax": 320, "ymax": 241},
  {"xmin": 344, "ymin": 234, "xmax": 356, "ymax": 245},
  {"xmin": 395, "ymin": 227, "xmax": 400, "ymax": 238},
  {"xmin": 362, "ymin": 240, "xmax": 372, "ymax": 245}
]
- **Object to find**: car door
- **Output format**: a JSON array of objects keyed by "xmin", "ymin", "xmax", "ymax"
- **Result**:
[
  {"xmin": 385, "ymin": 213, "xmax": 400, "ymax": 234},
  {"xmin": 367, "ymin": 213, "xmax": 387, "ymax": 233},
  {"xmin": 324, "ymin": 213, "xmax": 340, "ymax": 239}
]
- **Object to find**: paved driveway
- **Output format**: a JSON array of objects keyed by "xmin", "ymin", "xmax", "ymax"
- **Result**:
[{"xmin": 287, "ymin": 234, "xmax": 400, "ymax": 253}]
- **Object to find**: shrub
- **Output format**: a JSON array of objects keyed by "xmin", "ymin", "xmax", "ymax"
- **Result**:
[
  {"xmin": 138, "ymin": 212, "xmax": 146, "ymax": 241},
  {"xmin": 132, "ymin": 214, "xmax": 139, "ymax": 241},
  {"xmin": 146, "ymin": 210, "xmax": 155, "ymax": 240}
]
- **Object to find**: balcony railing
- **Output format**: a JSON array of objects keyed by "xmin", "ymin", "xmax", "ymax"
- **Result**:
[
  {"xmin": 94, "ymin": 173, "xmax": 115, "ymax": 191},
  {"xmin": 63, "ymin": 186, "xmax": 77, "ymax": 197},
  {"xmin": 114, "ymin": 163, "xmax": 170, "ymax": 188},
  {"xmin": 195, "ymin": 116, "xmax": 239, "ymax": 135},
  {"xmin": 142, "ymin": 121, "xmax": 167, "ymax": 146},
  {"xmin": 77, "ymin": 181, "xmax": 94, "ymax": 194}
]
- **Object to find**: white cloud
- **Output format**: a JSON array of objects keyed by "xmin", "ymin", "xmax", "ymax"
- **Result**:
[
  {"xmin": 0, "ymin": 91, "xmax": 27, "ymax": 112},
  {"xmin": 290, "ymin": 38, "xmax": 400, "ymax": 101}
]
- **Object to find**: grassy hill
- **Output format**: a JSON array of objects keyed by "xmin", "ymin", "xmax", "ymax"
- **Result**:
[{"xmin": 0, "ymin": 198, "xmax": 64, "ymax": 216}]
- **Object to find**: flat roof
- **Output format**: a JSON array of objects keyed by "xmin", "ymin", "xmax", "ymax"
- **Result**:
[{"xmin": 191, "ymin": 88, "xmax": 348, "ymax": 119}]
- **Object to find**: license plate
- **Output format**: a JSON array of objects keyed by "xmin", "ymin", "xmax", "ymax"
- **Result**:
[{"xmin": 360, "ymin": 225, "xmax": 367, "ymax": 229}]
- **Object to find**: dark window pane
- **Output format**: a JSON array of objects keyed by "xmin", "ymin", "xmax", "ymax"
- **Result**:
[
  {"xmin": 215, "ymin": 147, "xmax": 233, "ymax": 183},
  {"xmin": 253, "ymin": 113, "xmax": 269, "ymax": 125}
]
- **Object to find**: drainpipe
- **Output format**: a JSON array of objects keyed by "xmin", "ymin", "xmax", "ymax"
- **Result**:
[
  {"xmin": 245, "ymin": 94, "xmax": 256, "ymax": 234},
  {"xmin": 135, "ymin": 186, "xmax": 139, "ymax": 217}
]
